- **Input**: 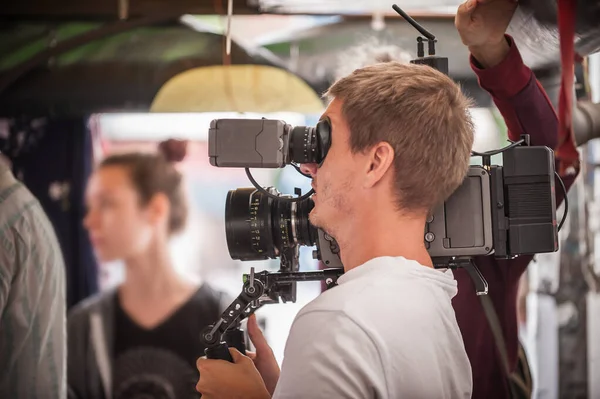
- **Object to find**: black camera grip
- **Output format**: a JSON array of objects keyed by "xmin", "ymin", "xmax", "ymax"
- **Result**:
[
  {"xmin": 224, "ymin": 328, "xmax": 247, "ymax": 355},
  {"xmin": 205, "ymin": 343, "xmax": 234, "ymax": 362}
]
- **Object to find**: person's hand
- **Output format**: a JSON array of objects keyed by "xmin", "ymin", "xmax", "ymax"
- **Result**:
[
  {"xmin": 246, "ymin": 314, "xmax": 281, "ymax": 395},
  {"xmin": 196, "ymin": 348, "xmax": 271, "ymax": 399},
  {"xmin": 455, "ymin": 0, "xmax": 518, "ymax": 67}
]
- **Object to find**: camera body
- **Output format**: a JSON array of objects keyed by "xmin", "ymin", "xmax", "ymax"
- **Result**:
[
  {"xmin": 212, "ymin": 118, "xmax": 558, "ymax": 268},
  {"xmin": 209, "ymin": 118, "xmax": 331, "ymax": 168},
  {"xmin": 209, "ymin": 119, "xmax": 290, "ymax": 168},
  {"xmin": 426, "ymin": 145, "xmax": 557, "ymax": 263}
]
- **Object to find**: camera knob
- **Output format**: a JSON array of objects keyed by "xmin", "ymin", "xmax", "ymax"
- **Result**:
[{"xmin": 425, "ymin": 232, "xmax": 435, "ymax": 243}]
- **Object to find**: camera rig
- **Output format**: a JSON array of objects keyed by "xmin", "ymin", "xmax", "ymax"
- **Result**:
[
  {"xmin": 200, "ymin": 134, "xmax": 565, "ymax": 360},
  {"xmin": 199, "ymin": 266, "xmax": 344, "ymax": 361},
  {"xmin": 200, "ymin": 231, "xmax": 343, "ymax": 362},
  {"xmin": 200, "ymin": 3, "xmax": 568, "ymax": 362}
]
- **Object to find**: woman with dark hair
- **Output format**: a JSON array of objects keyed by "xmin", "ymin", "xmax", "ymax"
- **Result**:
[{"xmin": 68, "ymin": 140, "xmax": 227, "ymax": 399}]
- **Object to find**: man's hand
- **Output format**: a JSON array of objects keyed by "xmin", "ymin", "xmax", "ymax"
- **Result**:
[
  {"xmin": 196, "ymin": 348, "xmax": 271, "ymax": 399},
  {"xmin": 455, "ymin": 0, "xmax": 518, "ymax": 68},
  {"xmin": 246, "ymin": 314, "xmax": 281, "ymax": 395}
]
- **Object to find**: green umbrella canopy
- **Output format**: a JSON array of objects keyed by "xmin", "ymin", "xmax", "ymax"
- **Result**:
[{"xmin": 0, "ymin": 21, "xmax": 317, "ymax": 116}]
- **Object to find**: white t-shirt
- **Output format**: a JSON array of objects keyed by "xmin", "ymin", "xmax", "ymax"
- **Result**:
[{"xmin": 272, "ymin": 256, "xmax": 472, "ymax": 399}]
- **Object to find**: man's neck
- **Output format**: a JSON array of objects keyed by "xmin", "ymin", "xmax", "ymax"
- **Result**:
[{"xmin": 335, "ymin": 210, "xmax": 432, "ymax": 272}]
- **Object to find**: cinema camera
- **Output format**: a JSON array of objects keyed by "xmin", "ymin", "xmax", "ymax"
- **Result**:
[{"xmin": 198, "ymin": 4, "xmax": 568, "ymax": 362}]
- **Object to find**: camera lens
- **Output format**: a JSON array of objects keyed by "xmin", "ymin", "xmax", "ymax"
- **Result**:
[
  {"xmin": 289, "ymin": 119, "xmax": 331, "ymax": 165},
  {"xmin": 225, "ymin": 188, "xmax": 317, "ymax": 261}
]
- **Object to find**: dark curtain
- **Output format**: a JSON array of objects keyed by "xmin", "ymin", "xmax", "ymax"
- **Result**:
[{"xmin": 2, "ymin": 116, "xmax": 98, "ymax": 309}]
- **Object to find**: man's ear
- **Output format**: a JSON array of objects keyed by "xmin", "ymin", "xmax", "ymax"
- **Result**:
[
  {"xmin": 364, "ymin": 142, "xmax": 394, "ymax": 188},
  {"xmin": 146, "ymin": 192, "xmax": 170, "ymax": 228}
]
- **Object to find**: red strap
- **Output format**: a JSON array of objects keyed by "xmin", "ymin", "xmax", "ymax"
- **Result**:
[{"xmin": 556, "ymin": 0, "xmax": 581, "ymax": 175}]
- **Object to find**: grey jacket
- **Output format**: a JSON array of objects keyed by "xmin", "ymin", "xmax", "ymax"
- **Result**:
[{"xmin": 68, "ymin": 289, "xmax": 117, "ymax": 399}]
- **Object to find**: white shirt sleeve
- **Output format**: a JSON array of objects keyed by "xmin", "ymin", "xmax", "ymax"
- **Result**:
[{"xmin": 272, "ymin": 310, "xmax": 387, "ymax": 399}]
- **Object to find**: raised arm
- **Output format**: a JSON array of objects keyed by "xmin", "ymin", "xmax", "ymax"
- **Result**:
[
  {"xmin": 470, "ymin": 35, "xmax": 579, "ymax": 203},
  {"xmin": 453, "ymin": 2, "xmax": 580, "ymax": 397},
  {"xmin": 472, "ymin": 36, "xmax": 557, "ymax": 148},
  {"xmin": 456, "ymin": 0, "xmax": 579, "ymax": 204}
]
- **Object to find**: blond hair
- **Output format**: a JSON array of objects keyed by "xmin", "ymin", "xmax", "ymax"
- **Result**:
[{"xmin": 326, "ymin": 61, "xmax": 474, "ymax": 212}]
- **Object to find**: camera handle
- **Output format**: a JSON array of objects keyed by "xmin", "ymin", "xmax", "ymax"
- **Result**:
[
  {"xmin": 433, "ymin": 258, "xmax": 489, "ymax": 295},
  {"xmin": 200, "ymin": 267, "xmax": 344, "ymax": 362}
]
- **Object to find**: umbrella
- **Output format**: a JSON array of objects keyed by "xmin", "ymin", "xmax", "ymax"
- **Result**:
[
  {"xmin": 150, "ymin": 64, "xmax": 323, "ymax": 114},
  {"xmin": 0, "ymin": 21, "xmax": 322, "ymax": 115}
]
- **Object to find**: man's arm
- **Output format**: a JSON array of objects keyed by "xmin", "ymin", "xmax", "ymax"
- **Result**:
[
  {"xmin": 455, "ymin": 33, "xmax": 580, "ymax": 389},
  {"xmin": 453, "ymin": 3, "xmax": 580, "ymax": 394},
  {"xmin": 471, "ymin": 34, "xmax": 579, "ymax": 205},
  {"xmin": 273, "ymin": 310, "xmax": 386, "ymax": 399},
  {"xmin": 0, "ymin": 228, "xmax": 16, "ymax": 317}
]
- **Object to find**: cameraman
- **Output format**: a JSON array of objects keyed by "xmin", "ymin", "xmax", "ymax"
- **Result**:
[
  {"xmin": 454, "ymin": 0, "xmax": 579, "ymax": 398},
  {"xmin": 196, "ymin": 53, "xmax": 476, "ymax": 397}
]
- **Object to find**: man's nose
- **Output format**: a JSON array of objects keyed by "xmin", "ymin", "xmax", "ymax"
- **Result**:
[{"xmin": 300, "ymin": 163, "xmax": 318, "ymax": 177}]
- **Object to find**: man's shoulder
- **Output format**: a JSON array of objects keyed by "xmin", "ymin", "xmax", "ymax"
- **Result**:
[
  {"xmin": 0, "ymin": 182, "xmax": 66, "ymax": 281},
  {"xmin": 0, "ymin": 182, "xmax": 37, "ymax": 224},
  {"xmin": 297, "ymin": 270, "xmax": 455, "ymax": 333},
  {"xmin": 295, "ymin": 279, "xmax": 367, "ymax": 319},
  {"xmin": 286, "ymin": 278, "xmax": 472, "ymax": 399},
  {"xmin": 0, "ymin": 182, "xmax": 55, "ymax": 242}
]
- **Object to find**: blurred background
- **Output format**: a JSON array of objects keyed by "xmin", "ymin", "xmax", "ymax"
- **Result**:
[{"xmin": 1, "ymin": 0, "xmax": 599, "ymax": 397}]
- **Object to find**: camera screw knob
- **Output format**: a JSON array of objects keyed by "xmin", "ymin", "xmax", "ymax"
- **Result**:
[{"xmin": 425, "ymin": 232, "xmax": 435, "ymax": 242}]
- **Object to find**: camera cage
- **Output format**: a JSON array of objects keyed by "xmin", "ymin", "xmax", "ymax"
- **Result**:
[{"xmin": 201, "ymin": 135, "xmax": 566, "ymax": 360}]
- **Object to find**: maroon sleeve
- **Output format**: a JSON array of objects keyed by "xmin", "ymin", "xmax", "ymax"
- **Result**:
[
  {"xmin": 470, "ymin": 35, "xmax": 578, "ymax": 203},
  {"xmin": 472, "ymin": 35, "xmax": 557, "ymax": 146},
  {"xmin": 452, "ymin": 35, "xmax": 580, "ymax": 399},
  {"xmin": 470, "ymin": 34, "xmax": 578, "ymax": 259}
]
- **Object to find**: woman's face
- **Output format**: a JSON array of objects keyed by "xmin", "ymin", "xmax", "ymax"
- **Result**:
[{"xmin": 84, "ymin": 166, "xmax": 155, "ymax": 262}]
